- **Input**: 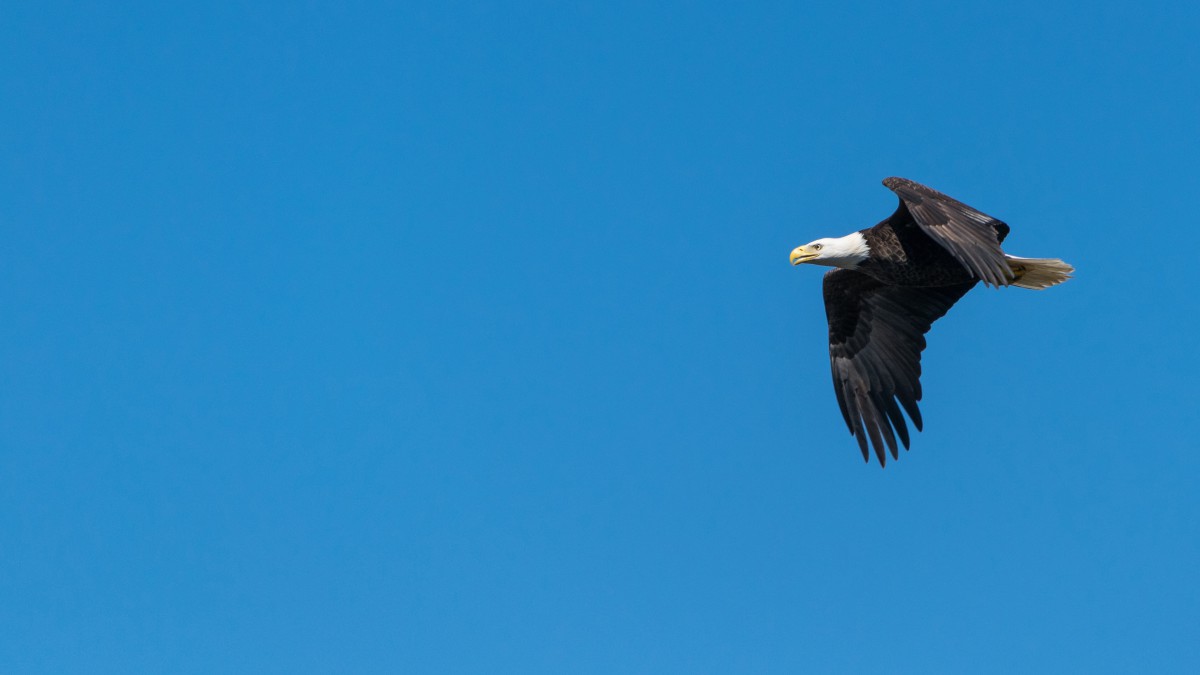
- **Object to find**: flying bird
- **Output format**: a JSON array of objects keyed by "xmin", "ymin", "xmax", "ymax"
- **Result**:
[{"xmin": 790, "ymin": 177, "xmax": 1073, "ymax": 466}]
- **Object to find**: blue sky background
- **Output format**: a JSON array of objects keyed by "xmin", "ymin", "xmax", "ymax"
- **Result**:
[{"xmin": 3, "ymin": 1, "xmax": 1199, "ymax": 673}]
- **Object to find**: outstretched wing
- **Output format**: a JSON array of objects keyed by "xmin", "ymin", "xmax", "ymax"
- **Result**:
[
  {"xmin": 883, "ymin": 177, "xmax": 1013, "ymax": 287},
  {"xmin": 823, "ymin": 269, "xmax": 976, "ymax": 466}
]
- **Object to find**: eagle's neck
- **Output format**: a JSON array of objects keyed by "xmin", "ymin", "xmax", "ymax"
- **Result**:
[{"xmin": 825, "ymin": 232, "xmax": 871, "ymax": 269}]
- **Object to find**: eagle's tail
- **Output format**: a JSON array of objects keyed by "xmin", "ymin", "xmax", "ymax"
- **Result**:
[{"xmin": 1005, "ymin": 256, "xmax": 1074, "ymax": 290}]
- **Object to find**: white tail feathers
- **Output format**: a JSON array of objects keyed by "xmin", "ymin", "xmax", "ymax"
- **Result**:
[{"xmin": 1005, "ymin": 256, "xmax": 1074, "ymax": 290}]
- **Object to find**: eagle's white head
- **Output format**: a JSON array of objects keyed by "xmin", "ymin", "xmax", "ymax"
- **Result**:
[{"xmin": 790, "ymin": 232, "xmax": 871, "ymax": 269}]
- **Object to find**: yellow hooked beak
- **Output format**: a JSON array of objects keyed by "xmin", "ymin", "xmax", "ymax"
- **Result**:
[{"xmin": 790, "ymin": 245, "xmax": 818, "ymax": 266}]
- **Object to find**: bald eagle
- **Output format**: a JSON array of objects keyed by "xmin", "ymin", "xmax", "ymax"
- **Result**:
[{"xmin": 790, "ymin": 177, "xmax": 1073, "ymax": 466}]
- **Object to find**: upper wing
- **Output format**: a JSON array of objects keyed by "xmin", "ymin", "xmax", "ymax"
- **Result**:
[
  {"xmin": 823, "ymin": 268, "xmax": 976, "ymax": 466},
  {"xmin": 883, "ymin": 177, "xmax": 1013, "ymax": 287}
]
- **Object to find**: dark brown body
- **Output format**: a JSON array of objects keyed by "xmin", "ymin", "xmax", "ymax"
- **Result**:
[{"xmin": 855, "ymin": 208, "xmax": 1010, "ymax": 287}]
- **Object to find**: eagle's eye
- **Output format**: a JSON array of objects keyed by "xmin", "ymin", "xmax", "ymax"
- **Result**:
[{"xmin": 813, "ymin": 244, "xmax": 823, "ymax": 251}]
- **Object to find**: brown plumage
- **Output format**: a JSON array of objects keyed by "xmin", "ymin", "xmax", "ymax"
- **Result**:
[{"xmin": 790, "ymin": 178, "xmax": 1074, "ymax": 466}]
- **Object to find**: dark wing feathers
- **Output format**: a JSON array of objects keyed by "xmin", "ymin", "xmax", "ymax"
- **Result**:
[
  {"xmin": 883, "ymin": 177, "xmax": 1013, "ymax": 287},
  {"xmin": 823, "ymin": 269, "xmax": 976, "ymax": 466}
]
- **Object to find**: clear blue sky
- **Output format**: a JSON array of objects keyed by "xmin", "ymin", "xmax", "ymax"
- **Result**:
[{"xmin": 3, "ymin": 1, "xmax": 1198, "ymax": 673}]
